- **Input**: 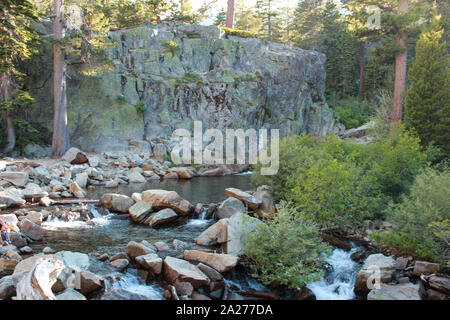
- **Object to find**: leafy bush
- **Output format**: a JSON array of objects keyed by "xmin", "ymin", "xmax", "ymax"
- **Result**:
[
  {"xmin": 252, "ymin": 125, "xmax": 429, "ymax": 229},
  {"xmin": 134, "ymin": 100, "xmax": 146, "ymax": 114},
  {"xmin": 243, "ymin": 204, "xmax": 331, "ymax": 288},
  {"xmin": 373, "ymin": 168, "xmax": 450, "ymax": 264},
  {"xmin": 220, "ymin": 27, "xmax": 257, "ymax": 39},
  {"xmin": 162, "ymin": 40, "xmax": 180, "ymax": 57},
  {"xmin": 331, "ymin": 97, "xmax": 376, "ymax": 129}
]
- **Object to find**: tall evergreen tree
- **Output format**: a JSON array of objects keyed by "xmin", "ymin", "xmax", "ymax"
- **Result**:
[
  {"xmin": 255, "ymin": 0, "xmax": 282, "ymax": 42},
  {"xmin": 405, "ymin": 11, "xmax": 449, "ymax": 157},
  {"xmin": 0, "ymin": 0, "xmax": 39, "ymax": 153},
  {"xmin": 346, "ymin": 0, "xmax": 428, "ymax": 123}
]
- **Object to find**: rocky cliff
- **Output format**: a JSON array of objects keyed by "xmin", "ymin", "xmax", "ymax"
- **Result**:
[{"xmin": 28, "ymin": 23, "xmax": 342, "ymax": 153}]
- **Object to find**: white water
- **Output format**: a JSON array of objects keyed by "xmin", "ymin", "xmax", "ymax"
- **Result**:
[
  {"xmin": 112, "ymin": 271, "xmax": 164, "ymax": 300},
  {"xmin": 42, "ymin": 207, "xmax": 112, "ymax": 230},
  {"xmin": 234, "ymin": 171, "xmax": 253, "ymax": 176},
  {"xmin": 308, "ymin": 248, "xmax": 360, "ymax": 300}
]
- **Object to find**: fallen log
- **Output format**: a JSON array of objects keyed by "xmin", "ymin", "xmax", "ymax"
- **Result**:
[
  {"xmin": 238, "ymin": 291, "xmax": 280, "ymax": 300},
  {"xmin": 48, "ymin": 199, "xmax": 99, "ymax": 205},
  {"xmin": 16, "ymin": 257, "xmax": 65, "ymax": 300},
  {"xmin": 321, "ymin": 232, "xmax": 351, "ymax": 251}
]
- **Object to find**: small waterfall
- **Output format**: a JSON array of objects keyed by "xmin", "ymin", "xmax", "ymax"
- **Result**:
[
  {"xmin": 307, "ymin": 248, "xmax": 361, "ymax": 300},
  {"xmin": 109, "ymin": 271, "xmax": 164, "ymax": 300},
  {"xmin": 42, "ymin": 206, "xmax": 112, "ymax": 229}
]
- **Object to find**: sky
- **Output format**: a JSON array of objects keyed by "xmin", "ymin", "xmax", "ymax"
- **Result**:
[{"xmin": 191, "ymin": 0, "xmax": 300, "ymax": 25}]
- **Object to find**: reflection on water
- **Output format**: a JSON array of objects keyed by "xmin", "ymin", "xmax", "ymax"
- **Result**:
[{"xmin": 87, "ymin": 175, "xmax": 252, "ymax": 204}]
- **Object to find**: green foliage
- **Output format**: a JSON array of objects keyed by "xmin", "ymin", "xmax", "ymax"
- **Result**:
[
  {"xmin": 252, "ymin": 125, "xmax": 429, "ymax": 229},
  {"xmin": 134, "ymin": 100, "xmax": 146, "ymax": 114},
  {"xmin": 330, "ymin": 96, "xmax": 376, "ymax": 129},
  {"xmin": 292, "ymin": 1, "xmax": 359, "ymax": 99},
  {"xmin": 405, "ymin": 11, "xmax": 450, "ymax": 159},
  {"xmin": 176, "ymin": 72, "xmax": 204, "ymax": 85},
  {"xmin": 373, "ymin": 168, "xmax": 450, "ymax": 264},
  {"xmin": 243, "ymin": 203, "xmax": 331, "ymax": 288},
  {"xmin": 255, "ymin": 0, "xmax": 282, "ymax": 42},
  {"xmin": 220, "ymin": 27, "xmax": 257, "ymax": 39},
  {"xmin": 162, "ymin": 40, "xmax": 180, "ymax": 57}
]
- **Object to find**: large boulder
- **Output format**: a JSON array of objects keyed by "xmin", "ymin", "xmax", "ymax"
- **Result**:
[
  {"xmin": 56, "ymin": 288, "xmax": 87, "ymax": 300},
  {"xmin": 54, "ymin": 251, "xmax": 90, "ymax": 271},
  {"xmin": 62, "ymin": 147, "xmax": 88, "ymax": 164},
  {"xmin": 141, "ymin": 189, "xmax": 193, "ymax": 216},
  {"xmin": 0, "ymin": 271, "xmax": 28, "ymax": 300},
  {"xmin": 367, "ymin": 283, "xmax": 422, "ymax": 300},
  {"xmin": 75, "ymin": 172, "xmax": 88, "ymax": 189},
  {"xmin": 196, "ymin": 219, "xmax": 228, "ymax": 246},
  {"xmin": 143, "ymin": 208, "xmax": 178, "ymax": 227},
  {"xmin": 13, "ymin": 254, "xmax": 54, "ymax": 275},
  {"xmin": 69, "ymin": 182, "xmax": 86, "ymax": 198},
  {"xmin": 253, "ymin": 190, "xmax": 276, "ymax": 218},
  {"xmin": 20, "ymin": 219, "xmax": 47, "ymax": 241},
  {"xmin": 225, "ymin": 212, "xmax": 263, "ymax": 256},
  {"xmin": 0, "ymin": 172, "xmax": 28, "ymax": 187},
  {"xmin": 0, "ymin": 190, "xmax": 25, "ymax": 208},
  {"xmin": 135, "ymin": 253, "xmax": 163, "ymax": 274},
  {"xmin": 216, "ymin": 197, "xmax": 245, "ymax": 219},
  {"xmin": 79, "ymin": 270, "xmax": 104, "ymax": 295},
  {"xmin": 126, "ymin": 241, "xmax": 156, "ymax": 260},
  {"xmin": 423, "ymin": 275, "xmax": 450, "ymax": 295},
  {"xmin": 413, "ymin": 261, "xmax": 440, "ymax": 276},
  {"xmin": 169, "ymin": 167, "xmax": 194, "ymax": 179},
  {"xmin": 128, "ymin": 201, "xmax": 153, "ymax": 223},
  {"xmin": 22, "ymin": 183, "xmax": 48, "ymax": 200},
  {"xmin": 184, "ymin": 250, "xmax": 239, "ymax": 273},
  {"xmin": 128, "ymin": 169, "xmax": 147, "ymax": 183},
  {"xmin": 354, "ymin": 254, "xmax": 396, "ymax": 296},
  {"xmin": 225, "ymin": 188, "xmax": 262, "ymax": 210},
  {"xmin": 100, "ymin": 193, "xmax": 135, "ymax": 213},
  {"xmin": 0, "ymin": 258, "xmax": 19, "ymax": 276},
  {"xmin": 163, "ymin": 256, "xmax": 210, "ymax": 288}
]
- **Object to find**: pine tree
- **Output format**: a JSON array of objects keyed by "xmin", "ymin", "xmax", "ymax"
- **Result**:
[
  {"xmin": 234, "ymin": 0, "xmax": 262, "ymax": 33},
  {"xmin": 214, "ymin": 10, "xmax": 227, "ymax": 27},
  {"xmin": 0, "ymin": 0, "xmax": 39, "ymax": 153},
  {"xmin": 405, "ymin": 11, "xmax": 449, "ymax": 157},
  {"xmin": 255, "ymin": 0, "xmax": 282, "ymax": 42}
]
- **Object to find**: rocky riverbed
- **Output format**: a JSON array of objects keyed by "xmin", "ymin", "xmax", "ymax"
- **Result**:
[{"xmin": 0, "ymin": 148, "xmax": 448, "ymax": 300}]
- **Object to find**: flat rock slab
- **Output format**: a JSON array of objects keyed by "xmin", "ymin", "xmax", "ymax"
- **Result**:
[
  {"xmin": 225, "ymin": 188, "xmax": 262, "ymax": 210},
  {"xmin": 163, "ymin": 256, "xmax": 209, "ymax": 288},
  {"xmin": 142, "ymin": 189, "xmax": 193, "ymax": 216},
  {"xmin": 100, "ymin": 194, "xmax": 135, "ymax": 213},
  {"xmin": 368, "ymin": 283, "xmax": 421, "ymax": 300},
  {"xmin": 184, "ymin": 250, "xmax": 239, "ymax": 273}
]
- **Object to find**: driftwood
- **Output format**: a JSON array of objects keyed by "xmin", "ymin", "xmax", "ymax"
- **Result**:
[
  {"xmin": 48, "ymin": 199, "xmax": 99, "ymax": 205},
  {"xmin": 16, "ymin": 257, "xmax": 65, "ymax": 300},
  {"xmin": 238, "ymin": 291, "xmax": 280, "ymax": 300}
]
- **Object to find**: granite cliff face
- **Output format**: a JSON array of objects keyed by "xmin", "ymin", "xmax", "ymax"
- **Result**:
[{"xmin": 29, "ymin": 23, "xmax": 342, "ymax": 152}]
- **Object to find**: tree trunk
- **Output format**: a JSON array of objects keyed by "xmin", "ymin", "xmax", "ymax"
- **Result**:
[
  {"xmin": 359, "ymin": 42, "xmax": 366, "ymax": 97},
  {"xmin": 392, "ymin": 0, "xmax": 408, "ymax": 123},
  {"xmin": 226, "ymin": 0, "xmax": 235, "ymax": 29},
  {"xmin": 51, "ymin": 0, "xmax": 70, "ymax": 158},
  {"xmin": 0, "ymin": 72, "xmax": 15, "ymax": 152}
]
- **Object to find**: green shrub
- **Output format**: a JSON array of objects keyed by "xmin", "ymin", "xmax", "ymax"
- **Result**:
[
  {"xmin": 373, "ymin": 168, "xmax": 450, "ymax": 264},
  {"xmin": 134, "ymin": 100, "xmax": 146, "ymax": 114},
  {"xmin": 220, "ymin": 27, "xmax": 257, "ymax": 39},
  {"xmin": 331, "ymin": 97, "xmax": 376, "ymax": 129},
  {"xmin": 162, "ymin": 40, "xmax": 180, "ymax": 57},
  {"xmin": 251, "ymin": 125, "xmax": 429, "ymax": 229},
  {"xmin": 243, "ymin": 203, "xmax": 331, "ymax": 288}
]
